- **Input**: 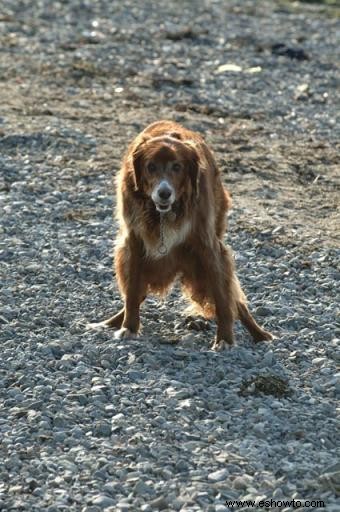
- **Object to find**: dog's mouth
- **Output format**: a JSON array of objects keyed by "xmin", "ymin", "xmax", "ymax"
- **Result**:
[{"xmin": 155, "ymin": 202, "xmax": 172, "ymax": 213}]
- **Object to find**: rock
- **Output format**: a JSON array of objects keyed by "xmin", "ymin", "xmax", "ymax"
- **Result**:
[
  {"xmin": 134, "ymin": 481, "xmax": 155, "ymax": 497},
  {"xmin": 271, "ymin": 43, "xmax": 309, "ymax": 60},
  {"xmin": 215, "ymin": 506, "xmax": 229, "ymax": 512},
  {"xmin": 91, "ymin": 495, "xmax": 116, "ymax": 508},
  {"xmin": 255, "ymin": 306, "xmax": 274, "ymax": 317},
  {"xmin": 233, "ymin": 474, "xmax": 254, "ymax": 490},
  {"xmin": 149, "ymin": 496, "xmax": 168, "ymax": 510},
  {"xmin": 208, "ymin": 469, "xmax": 229, "ymax": 482},
  {"xmin": 93, "ymin": 422, "xmax": 112, "ymax": 437}
]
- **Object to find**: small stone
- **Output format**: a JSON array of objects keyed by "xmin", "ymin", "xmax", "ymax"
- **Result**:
[
  {"xmin": 116, "ymin": 502, "xmax": 133, "ymax": 511},
  {"xmin": 263, "ymin": 350, "xmax": 274, "ymax": 366},
  {"xmin": 255, "ymin": 306, "xmax": 273, "ymax": 317},
  {"xmin": 94, "ymin": 421, "xmax": 112, "ymax": 437},
  {"xmin": 76, "ymin": 393, "xmax": 88, "ymax": 405},
  {"xmin": 253, "ymin": 422, "xmax": 266, "ymax": 436},
  {"xmin": 215, "ymin": 505, "xmax": 229, "ymax": 512},
  {"xmin": 134, "ymin": 481, "xmax": 155, "ymax": 496},
  {"xmin": 141, "ymin": 505, "xmax": 152, "ymax": 512},
  {"xmin": 175, "ymin": 459, "xmax": 189, "ymax": 472},
  {"xmin": 53, "ymin": 414, "xmax": 68, "ymax": 428},
  {"xmin": 54, "ymin": 432, "xmax": 66, "ymax": 443},
  {"xmin": 233, "ymin": 474, "xmax": 253, "ymax": 490},
  {"xmin": 166, "ymin": 387, "xmax": 192, "ymax": 399},
  {"xmin": 312, "ymin": 357, "xmax": 327, "ymax": 365},
  {"xmin": 208, "ymin": 469, "xmax": 229, "ymax": 482},
  {"xmin": 71, "ymin": 426, "xmax": 84, "ymax": 439},
  {"xmin": 272, "ymin": 487, "xmax": 284, "ymax": 498},
  {"xmin": 149, "ymin": 496, "xmax": 168, "ymax": 510},
  {"xmin": 111, "ymin": 413, "xmax": 125, "ymax": 423},
  {"xmin": 93, "ymin": 469, "xmax": 107, "ymax": 481},
  {"xmin": 92, "ymin": 495, "xmax": 116, "ymax": 508},
  {"xmin": 127, "ymin": 370, "xmax": 144, "ymax": 381}
]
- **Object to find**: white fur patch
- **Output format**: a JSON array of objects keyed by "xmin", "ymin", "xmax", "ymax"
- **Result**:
[
  {"xmin": 114, "ymin": 327, "xmax": 137, "ymax": 339},
  {"xmin": 144, "ymin": 220, "xmax": 192, "ymax": 260}
]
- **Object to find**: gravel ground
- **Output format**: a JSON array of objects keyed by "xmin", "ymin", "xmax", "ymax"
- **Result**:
[{"xmin": 0, "ymin": 1, "xmax": 339, "ymax": 511}]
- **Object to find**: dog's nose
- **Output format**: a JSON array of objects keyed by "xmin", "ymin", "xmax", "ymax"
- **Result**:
[{"xmin": 158, "ymin": 185, "xmax": 172, "ymax": 201}]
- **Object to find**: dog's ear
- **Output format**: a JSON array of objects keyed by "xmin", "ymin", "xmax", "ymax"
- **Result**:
[
  {"xmin": 183, "ymin": 141, "xmax": 200, "ymax": 199},
  {"xmin": 131, "ymin": 136, "xmax": 149, "ymax": 191}
]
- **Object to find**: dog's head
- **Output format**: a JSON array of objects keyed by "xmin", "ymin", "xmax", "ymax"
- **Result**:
[{"xmin": 131, "ymin": 134, "xmax": 200, "ymax": 213}]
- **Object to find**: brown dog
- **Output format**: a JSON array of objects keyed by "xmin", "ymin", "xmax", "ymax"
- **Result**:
[{"xmin": 93, "ymin": 120, "xmax": 273, "ymax": 350}]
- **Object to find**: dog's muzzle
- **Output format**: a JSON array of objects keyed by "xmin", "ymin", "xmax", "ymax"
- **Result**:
[{"xmin": 151, "ymin": 180, "xmax": 175, "ymax": 213}]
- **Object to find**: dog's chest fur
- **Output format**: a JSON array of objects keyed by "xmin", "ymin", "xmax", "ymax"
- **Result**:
[{"xmin": 143, "ymin": 219, "xmax": 191, "ymax": 260}]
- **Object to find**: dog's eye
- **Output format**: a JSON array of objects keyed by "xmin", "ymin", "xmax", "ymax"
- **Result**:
[
  {"xmin": 147, "ymin": 162, "xmax": 156, "ymax": 173},
  {"xmin": 172, "ymin": 163, "xmax": 181, "ymax": 172}
]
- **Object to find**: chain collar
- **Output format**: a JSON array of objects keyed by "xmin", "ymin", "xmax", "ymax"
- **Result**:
[
  {"xmin": 157, "ymin": 209, "xmax": 177, "ymax": 256},
  {"xmin": 158, "ymin": 213, "xmax": 168, "ymax": 256}
]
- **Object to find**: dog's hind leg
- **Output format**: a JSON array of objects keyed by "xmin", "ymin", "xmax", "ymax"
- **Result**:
[
  {"xmin": 191, "ymin": 241, "xmax": 236, "ymax": 350},
  {"xmin": 86, "ymin": 308, "xmax": 124, "ymax": 330},
  {"xmin": 101, "ymin": 308, "xmax": 125, "ymax": 328},
  {"xmin": 237, "ymin": 301, "xmax": 273, "ymax": 342}
]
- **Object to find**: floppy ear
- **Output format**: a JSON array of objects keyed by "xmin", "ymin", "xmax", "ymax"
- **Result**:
[
  {"xmin": 131, "ymin": 136, "xmax": 149, "ymax": 191},
  {"xmin": 184, "ymin": 141, "xmax": 200, "ymax": 199}
]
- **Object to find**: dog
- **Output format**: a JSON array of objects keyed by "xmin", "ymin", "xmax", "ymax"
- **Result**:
[{"xmin": 93, "ymin": 120, "xmax": 273, "ymax": 350}]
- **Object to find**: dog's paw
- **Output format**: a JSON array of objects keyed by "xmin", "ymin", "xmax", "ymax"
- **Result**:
[
  {"xmin": 211, "ymin": 339, "xmax": 234, "ymax": 351},
  {"xmin": 114, "ymin": 327, "xmax": 137, "ymax": 340},
  {"xmin": 253, "ymin": 330, "xmax": 274, "ymax": 343},
  {"xmin": 263, "ymin": 330, "xmax": 274, "ymax": 341}
]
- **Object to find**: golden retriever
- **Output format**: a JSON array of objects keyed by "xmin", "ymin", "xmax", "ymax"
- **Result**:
[{"xmin": 93, "ymin": 120, "xmax": 273, "ymax": 350}]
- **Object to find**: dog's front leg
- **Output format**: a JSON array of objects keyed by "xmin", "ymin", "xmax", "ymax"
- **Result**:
[{"xmin": 115, "ymin": 234, "xmax": 146, "ymax": 340}]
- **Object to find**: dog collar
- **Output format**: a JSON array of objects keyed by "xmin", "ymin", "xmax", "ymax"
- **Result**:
[{"xmin": 158, "ymin": 213, "xmax": 167, "ymax": 256}]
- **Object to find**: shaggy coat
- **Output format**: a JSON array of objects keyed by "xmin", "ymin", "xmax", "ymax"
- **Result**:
[{"xmin": 96, "ymin": 120, "xmax": 272, "ymax": 350}]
